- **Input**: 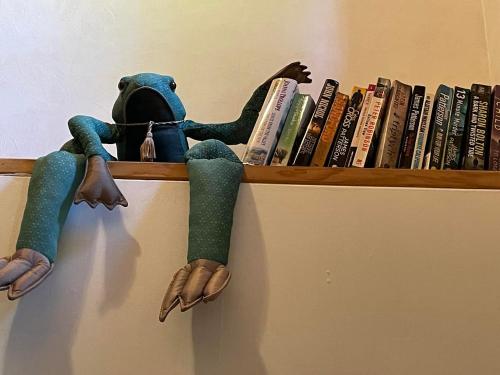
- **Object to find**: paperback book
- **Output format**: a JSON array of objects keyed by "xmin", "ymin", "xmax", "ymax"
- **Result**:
[
  {"xmin": 271, "ymin": 94, "xmax": 315, "ymax": 166},
  {"xmin": 310, "ymin": 92, "xmax": 349, "ymax": 167},
  {"xmin": 398, "ymin": 86, "xmax": 425, "ymax": 168},
  {"xmin": 411, "ymin": 93, "xmax": 435, "ymax": 169},
  {"xmin": 347, "ymin": 84, "xmax": 376, "ymax": 167},
  {"xmin": 352, "ymin": 78, "xmax": 391, "ymax": 168},
  {"xmin": 242, "ymin": 78, "xmax": 298, "ymax": 165},
  {"xmin": 375, "ymin": 80, "xmax": 412, "ymax": 168},
  {"xmin": 293, "ymin": 79, "xmax": 339, "ymax": 166},
  {"xmin": 489, "ymin": 86, "xmax": 500, "ymax": 170},
  {"xmin": 463, "ymin": 84, "xmax": 492, "ymax": 170},
  {"xmin": 443, "ymin": 87, "xmax": 470, "ymax": 170},
  {"xmin": 428, "ymin": 85, "xmax": 454, "ymax": 169},
  {"xmin": 328, "ymin": 87, "xmax": 367, "ymax": 167}
]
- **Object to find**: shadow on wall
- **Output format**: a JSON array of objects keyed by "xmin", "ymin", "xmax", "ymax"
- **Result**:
[
  {"xmin": 2, "ymin": 206, "xmax": 140, "ymax": 375},
  {"xmin": 191, "ymin": 186, "xmax": 269, "ymax": 375}
]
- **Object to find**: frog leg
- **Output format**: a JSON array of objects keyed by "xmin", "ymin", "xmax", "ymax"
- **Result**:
[
  {"xmin": 159, "ymin": 139, "xmax": 243, "ymax": 321},
  {"xmin": 0, "ymin": 151, "xmax": 86, "ymax": 299}
]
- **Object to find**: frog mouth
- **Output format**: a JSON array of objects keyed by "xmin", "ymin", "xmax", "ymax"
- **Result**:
[{"xmin": 124, "ymin": 87, "xmax": 175, "ymax": 124}]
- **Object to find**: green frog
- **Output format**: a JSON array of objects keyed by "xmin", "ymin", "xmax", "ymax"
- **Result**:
[{"xmin": 0, "ymin": 62, "xmax": 311, "ymax": 321}]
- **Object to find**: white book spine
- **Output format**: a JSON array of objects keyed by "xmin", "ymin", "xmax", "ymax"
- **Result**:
[
  {"xmin": 412, "ymin": 93, "xmax": 435, "ymax": 169},
  {"xmin": 350, "ymin": 86, "xmax": 375, "ymax": 154},
  {"xmin": 242, "ymin": 78, "xmax": 298, "ymax": 165},
  {"xmin": 352, "ymin": 95, "xmax": 385, "ymax": 168}
]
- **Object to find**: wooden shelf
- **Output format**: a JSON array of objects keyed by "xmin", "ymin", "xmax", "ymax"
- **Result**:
[{"xmin": 2, "ymin": 158, "xmax": 500, "ymax": 190}]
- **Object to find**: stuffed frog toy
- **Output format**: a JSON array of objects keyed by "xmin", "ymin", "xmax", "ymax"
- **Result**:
[{"xmin": 0, "ymin": 62, "xmax": 311, "ymax": 321}]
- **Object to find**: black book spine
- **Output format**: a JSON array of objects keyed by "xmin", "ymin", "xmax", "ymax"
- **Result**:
[
  {"xmin": 443, "ymin": 87, "xmax": 470, "ymax": 170},
  {"xmin": 463, "ymin": 84, "xmax": 492, "ymax": 170},
  {"xmin": 327, "ymin": 88, "xmax": 366, "ymax": 167},
  {"xmin": 292, "ymin": 79, "xmax": 339, "ymax": 166},
  {"xmin": 398, "ymin": 86, "xmax": 426, "ymax": 168},
  {"xmin": 489, "ymin": 86, "xmax": 500, "ymax": 170}
]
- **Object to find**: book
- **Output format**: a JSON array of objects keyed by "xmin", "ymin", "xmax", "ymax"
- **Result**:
[
  {"xmin": 443, "ymin": 87, "xmax": 470, "ymax": 170},
  {"xmin": 347, "ymin": 84, "xmax": 376, "ymax": 167},
  {"xmin": 242, "ymin": 78, "xmax": 298, "ymax": 165},
  {"xmin": 271, "ymin": 94, "xmax": 315, "ymax": 166},
  {"xmin": 463, "ymin": 84, "xmax": 492, "ymax": 170},
  {"xmin": 375, "ymin": 80, "xmax": 412, "ymax": 168},
  {"xmin": 489, "ymin": 86, "xmax": 500, "ymax": 171},
  {"xmin": 412, "ymin": 93, "xmax": 435, "ymax": 169},
  {"xmin": 292, "ymin": 79, "xmax": 339, "ymax": 166},
  {"xmin": 310, "ymin": 92, "xmax": 349, "ymax": 167},
  {"xmin": 398, "ymin": 86, "xmax": 426, "ymax": 169},
  {"xmin": 327, "ymin": 87, "xmax": 367, "ymax": 167},
  {"xmin": 352, "ymin": 78, "xmax": 391, "ymax": 168},
  {"xmin": 428, "ymin": 85, "xmax": 454, "ymax": 169}
]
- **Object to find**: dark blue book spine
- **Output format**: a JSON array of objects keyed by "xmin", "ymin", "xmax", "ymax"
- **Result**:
[
  {"xmin": 443, "ymin": 87, "xmax": 470, "ymax": 170},
  {"xmin": 429, "ymin": 85, "xmax": 454, "ymax": 169}
]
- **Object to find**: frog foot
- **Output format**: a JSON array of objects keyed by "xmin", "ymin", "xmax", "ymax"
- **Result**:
[
  {"xmin": 74, "ymin": 155, "xmax": 128, "ymax": 210},
  {"xmin": 0, "ymin": 249, "xmax": 54, "ymax": 300},
  {"xmin": 159, "ymin": 259, "xmax": 231, "ymax": 322}
]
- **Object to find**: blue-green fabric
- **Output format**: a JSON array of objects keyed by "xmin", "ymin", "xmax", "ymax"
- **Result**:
[
  {"xmin": 185, "ymin": 142, "xmax": 243, "ymax": 265},
  {"xmin": 68, "ymin": 115, "xmax": 119, "ymax": 161},
  {"xmin": 182, "ymin": 83, "xmax": 269, "ymax": 145},
  {"xmin": 112, "ymin": 73, "xmax": 186, "ymax": 124},
  {"xmin": 16, "ymin": 151, "xmax": 86, "ymax": 262},
  {"xmin": 16, "ymin": 73, "xmax": 269, "ymax": 265}
]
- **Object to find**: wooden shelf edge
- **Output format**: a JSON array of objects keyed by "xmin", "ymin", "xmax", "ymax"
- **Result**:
[{"xmin": 2, "ymin": 158, "xmax": 500, "ymax": 190}]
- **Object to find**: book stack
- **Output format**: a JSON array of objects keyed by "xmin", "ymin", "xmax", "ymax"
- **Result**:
[{"xmin": 243, "ymin": 77, "xmax": 500, "ymax": 171}]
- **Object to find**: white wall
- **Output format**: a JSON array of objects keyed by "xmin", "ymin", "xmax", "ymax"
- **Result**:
[
  {"xmin": 0, "ymin": 0, "xmax": 496, "ymax": 158},
  {"xmin": 2, "ymin": 1, "xmax": 500, "ymax": 374},
  {"xmin": 2, "ymin": 176, "xmax": 500, "ymax": 375}
]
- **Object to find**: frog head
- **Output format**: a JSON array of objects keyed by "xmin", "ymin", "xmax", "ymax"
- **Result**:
[{"xmin": 112, "ymin": 73, "xmax": 186, "ymax": 124}]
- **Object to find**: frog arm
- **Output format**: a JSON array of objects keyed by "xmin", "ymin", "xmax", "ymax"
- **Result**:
[
  {"xmin": 181, "ymin": 82, "xmax": 270, "ymax": 145},
  {"xmin": 67, "ymin": 115, "xmax": 119, "ymax": 161},
  {"xmin": 66, "ymin": 115, "xmax": 127, "ymax": 210}
]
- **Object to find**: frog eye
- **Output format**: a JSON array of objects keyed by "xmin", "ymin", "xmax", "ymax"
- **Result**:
[
  {"xmin": 170, "ymin": 81, "xmax": 177, "ymax": 91},
  {"xmin": 118, "ymin": 80, "xmax": 127, "ymax": 91}
]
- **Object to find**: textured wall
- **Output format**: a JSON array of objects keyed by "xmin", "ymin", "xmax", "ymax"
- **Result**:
[{"xmin": 0, "ymin": 0, "xmax": 495, "ymax": 158}]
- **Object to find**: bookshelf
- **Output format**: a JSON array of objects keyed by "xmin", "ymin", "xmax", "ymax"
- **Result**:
[{"xmin": 2, "ymin": 158, "xmax": 500, "ymax": 190}]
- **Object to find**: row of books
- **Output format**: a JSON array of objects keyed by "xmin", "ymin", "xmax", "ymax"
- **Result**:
[{"xmin": 242, "ymin": 77, "xmax": 500, "ymax": 170}]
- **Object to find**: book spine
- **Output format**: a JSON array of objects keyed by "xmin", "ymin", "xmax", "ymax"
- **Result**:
[
  {"xmin": 310, "ymin": 93, "xmax": 349, "ymax": 167},
  {"xmin": 328, "ymin": 87, "xmax": 367, "ymax": 167},
  {"xmin": 428, "ymin": 85, "xmax": 454, "ymax": 169},
  {"xmin": 292, "ymin": 79, "xmax": 339, "ymax": 166},
  {"xmin": 271, "ymin": 94, "xmax": 315, "ymax": 166},
  {"xmin": 489, "ymin": 86, "xmax": 500, "ymax": 171},
  {"xmin": 412, "ymin": 93, "xmax": 435, "ymax": 169},
  {"xmin": 347, "ymin": 84, "xmax": 376, "ymax": 167},
  {"xmin": 375, "ymin": 80, "xmax": 412, "ymax": 168},
  {"xmin": 463, "ymin": 84, "xmax": 492, "ymax": 170},
  {"xmin": 398, "ymin": 86, "xmax": 426, "ymax": 168},
  {"xmin": 242, "ymin": 78, "xmax": 298, "ymax": 165},
  {"xmin": 352, "ymin": 78, "xmax": 392, "ymax": 168},
  {"xmin": 443, "ymin": 87, "xmax": 470, "ymax": 170}
]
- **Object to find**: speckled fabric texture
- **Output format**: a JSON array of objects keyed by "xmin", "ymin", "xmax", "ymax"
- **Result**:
[
  {"xmin": 182, "ymin": 84, "xmax": 268, "ymax": 145},
  {"xmin": 185, "ymin": 142, "xmax": 243, "ymax": 265},
  {"xmin": 15, "ymin": 73, "xmax": 269, "ymax": 265},
  {"xmin": 16, "ymin": 151, "xmax": 86, "ymax": 262}
]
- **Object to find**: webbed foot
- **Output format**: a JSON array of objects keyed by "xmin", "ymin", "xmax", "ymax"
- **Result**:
[
  {"xmin": 159, "ymin": 259, "xmax": 231, "ymax": 322},
  {"xmin": 74, "ymin": 155, "xmax": 128, "ymax": 210},
  {"xmin": 0, "ymin": 249, "xmax": 54, "ymax": 300}
]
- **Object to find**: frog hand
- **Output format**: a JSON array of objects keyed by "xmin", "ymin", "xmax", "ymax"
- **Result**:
[
  {"xmin": 74, "ymin": 155, "xmax": 128, "ymax": 210},
  {"xmin": 159, "ymin": 259, "xmax": 231, "ymax": 322},
  {"xmin": 267, "ymin": 61, "xmax": 312, "ymax": 85}
]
